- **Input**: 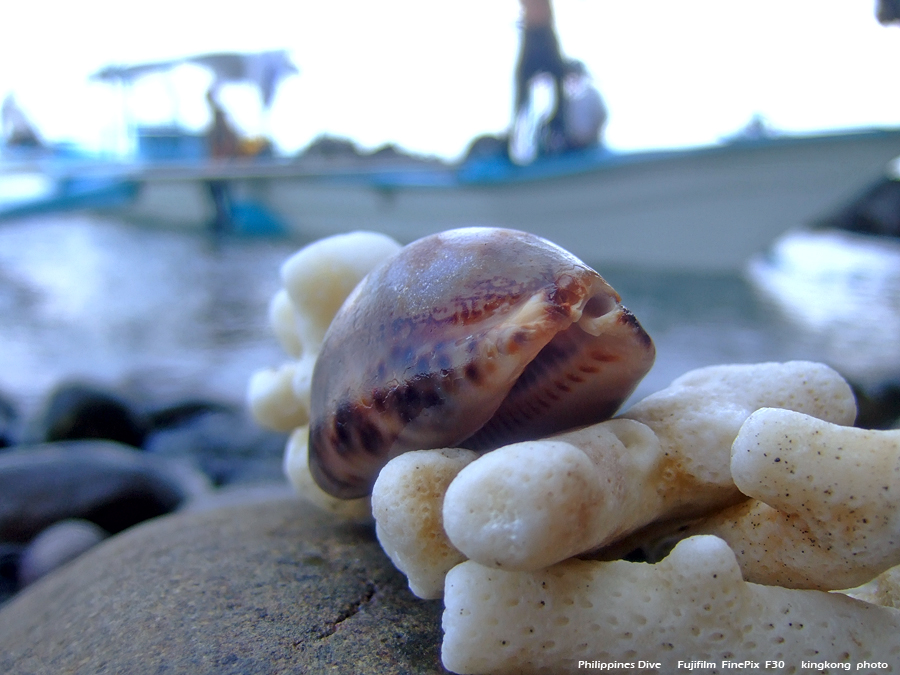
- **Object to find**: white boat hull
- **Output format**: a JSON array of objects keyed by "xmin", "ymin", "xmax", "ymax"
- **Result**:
[{"xmin": 109, "ymin": 128, "xmax": 900, "ymax": 271}]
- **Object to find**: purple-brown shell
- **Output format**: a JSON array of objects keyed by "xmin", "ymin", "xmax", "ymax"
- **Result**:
[{"xmin": 308, "ymin": 227, "xmax": 655, "ymax": 498}]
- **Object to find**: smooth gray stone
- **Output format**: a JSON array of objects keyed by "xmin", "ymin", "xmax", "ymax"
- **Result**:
[
  {"xmin": 18, "ymin": 519, "xmax": 108, "ymax": 586},
  {"xmin": 0, "ymin": 494, "xmax": 448, "ymax": 674},
  {"xmin": 0, "ymin": 441, "xmax": 211, "ymax": 542}
]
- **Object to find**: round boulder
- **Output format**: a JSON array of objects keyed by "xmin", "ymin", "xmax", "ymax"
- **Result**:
[{"xmin": 0, "ymin": 494, "xmax": 447, "ymax": 674}]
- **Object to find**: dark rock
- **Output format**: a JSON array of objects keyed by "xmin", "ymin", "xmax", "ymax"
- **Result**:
[
  {"xmin": 0, "ymin": 544, "xmax": 21, "ymax": 606},
  {"xmin": 145, "ymin": 399, "xmax": 235, "ymax": 430},
  {"xmin": 18, "ymin": 519, "xmax": 108, "ymax": 586},
  {"xmin": 851, "ymin": 381, "xmax": 900, "ymax": 429},
  {"xmin": 0, "ymin": 441, "xmax": 210, "ymax": 543},
  {"xmin": 814, "ymin": 177, "xmax": 900, "ymax": 239},
  {"xmin": 0, "ymin": 391, "xmax": 17, "ymax": 449},
  {"xmin": 37, "ymin": 382, "xmax": 149, "ymax": 447},
  {"xmin": 144, "ymin": 408, "xmax": 287, "ymax": 485},
  {"xmin": 0, "ymin": 494, "xmax": 448, "ymax": 674}
]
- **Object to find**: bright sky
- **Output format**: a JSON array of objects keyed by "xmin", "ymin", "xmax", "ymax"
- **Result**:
[{"xmin": 1, "ymin": 1, "xmax": 898, "ymax": 161}]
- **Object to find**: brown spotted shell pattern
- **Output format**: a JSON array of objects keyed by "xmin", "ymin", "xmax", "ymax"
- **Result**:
[{"xmin": 309, "ymin": 227, "xmax": 655, "ymax": 499}]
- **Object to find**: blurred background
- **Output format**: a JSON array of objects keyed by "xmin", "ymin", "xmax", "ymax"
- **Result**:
[
  {"xmin": 2, "ymin": 0, "xmax": 898, "ymax": 159},
  {"xmin": 1, "ymin": 0, "xmax": 899, "ymax": 428}
]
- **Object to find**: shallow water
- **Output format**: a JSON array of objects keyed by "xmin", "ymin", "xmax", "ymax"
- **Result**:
[
  {"xmin": 0, "ymin": 215, "xmax": 294, "ymax": 417},
  {"xmin": 602, "ymin": 265, "xmax": 809, "ymax": 403},
  {"xmin": 0, "ymin": 214, "xmax": 844, "ymax": 420}
]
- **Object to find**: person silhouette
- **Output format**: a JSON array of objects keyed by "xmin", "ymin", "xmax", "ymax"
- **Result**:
[{"xmin": 513, "ymin": 0, "xmax": 568, "ymax": 154}]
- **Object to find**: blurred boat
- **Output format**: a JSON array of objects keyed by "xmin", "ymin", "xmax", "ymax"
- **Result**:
[
  {"xmin": 0, "ymin": 169, "xmax": 137, "ymax": 220},
  {"xmin": 120, "ymin": 126, "xmax": 900, "ymax": 271},
  {"xmin": 4, "ymin": 126, "xmax": 900, "ymax": 272},
  {"xmin": 1, "ymin": 95, "xmax": 140, "ymax": 218},
  {"xmin": 0, "ymin": 149, "xmax": 138, "ymax": 220}
]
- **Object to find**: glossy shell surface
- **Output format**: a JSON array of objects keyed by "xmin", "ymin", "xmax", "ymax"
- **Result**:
[{"xmin": 309, "ymin": 227, "xmax": 655, "ymax": 498}]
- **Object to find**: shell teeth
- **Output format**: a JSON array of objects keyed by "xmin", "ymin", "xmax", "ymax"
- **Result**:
[
  {"xmin": 577, "ymin": 307, "xmax": 622, "ymax": 336},
  {"xmin": 462, "ymin": 306, "xmax": 654, "ymax": 452}
]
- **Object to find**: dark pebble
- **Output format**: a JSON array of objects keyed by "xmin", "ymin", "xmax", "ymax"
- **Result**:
[
  {"xmin": 144, "ymin": 407, "xmax": 287, "ymax": 485},
  {"xmin": 18, "ymin": 519, "xmax": 108, "ymax": 587},
  {"xmin": 0, "ymin": 543, "xmax": 22, "ymax": 606},
  {"xmin": 851, "ymin": 380, "xmax": 900, "ymax": 429},
  {"xmin": 0, "ymin": 391, "xmax": 17, "ymax": 449},
  {"xmin": 36, "ymin": 381, "xmax": 149, "ymax": 448},
  {"xmin": 0, "ymin": 440, "xmax": 210, "ymax": 543},
  {"xmin": 145, "ymin": 398, "xmax": 235, "ymax": 430}
]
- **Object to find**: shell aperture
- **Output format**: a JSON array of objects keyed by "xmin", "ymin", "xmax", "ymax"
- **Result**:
[{"xmin": 308, "ymin": 227, "xmax": 655, "ymax": 498}]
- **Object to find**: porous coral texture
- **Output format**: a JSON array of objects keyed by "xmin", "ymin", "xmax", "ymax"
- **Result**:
[
  {"xmin": 846, "ymin": 564, "xmax": 900, "ymax": 609},
  {"xmin": 443, "ymin": 420, "xmax": 660, "ymax": 572},
  {"xmin": 684, "ymin": 408, "xmax": 900, "ymax": 590},
  {"xmin": 247, "ymin": 231, "xmax": 401, "ymax": 488},
  {"xmin": 282, "ymin": 426, "xmax": 372, "ymax": 522},
  {"xmin": 618, "ymin": 361, "xmax": 857, "ymax": 515},
  {"xmin": 373, "ymin": 448, "xmax": 478, "ymax": 599},
  {"xmin": 441, "ymin": 536, "xmax": 900, "ymax": 675},
  {"xmin": 440, "ymin": 361, "xmax": 856, "ymax": 573}
]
